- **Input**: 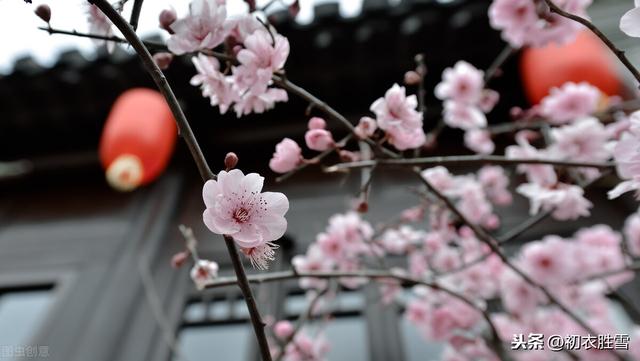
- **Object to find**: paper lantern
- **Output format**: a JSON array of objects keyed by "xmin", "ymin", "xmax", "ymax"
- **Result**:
[
  {"xmin": 99, "ymin": 88, "xmax": 177, "ymax": 191},
  {"xmin": 520, "ymin": 30, "xmax": 622, "ymax": 104}
]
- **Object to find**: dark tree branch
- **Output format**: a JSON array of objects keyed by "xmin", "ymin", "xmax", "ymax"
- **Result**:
[
  {"xmin": 129, "ymin": 0, "xmax": 144, "ymax": 30},
  {"xmin": 324, "ymin": 155, "xmax": 615, "ymax": 172},
  {"xmin": 85, "ymin": 1, "xmax": 271, "ymax": 360}
]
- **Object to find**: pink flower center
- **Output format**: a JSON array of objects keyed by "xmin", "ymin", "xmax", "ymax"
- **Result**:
[{"xmin": 233, "ymin": 208, "xmax": 251, "ymax": 223}]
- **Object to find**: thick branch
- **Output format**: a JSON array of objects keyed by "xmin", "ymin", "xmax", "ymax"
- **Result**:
[
  {"xmin": 86, "ymin": 1, "xmax": 270, "ymax": 359},
  {"xmin": 543, "ymin": 0, "xmax": 640, "ymax": 85},
  {"xmin": 129, "ymin": 0, "xmax": 144, "ymax": 30}
]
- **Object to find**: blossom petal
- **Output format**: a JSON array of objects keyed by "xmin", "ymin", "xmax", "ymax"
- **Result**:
[{"xmin": 620, "ymin": 6, "xmax": 640, "ymax": 37}]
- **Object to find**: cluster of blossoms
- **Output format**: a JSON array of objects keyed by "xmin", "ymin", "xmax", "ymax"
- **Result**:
[
  {"xmin": 270, "ymin": 320, "xmax": 330, "ymax": 361},
  {"xmin": 292, "ymin": 212, "xmax": 374, "ymax": 290},
  {"xmin": 269, "ymin": 117, "xmax": 338, "ymax": 174},
  {"xmin": 269, "ymin": 81, "xmax": 426, "ymax": 175},
  {"xmin": 435, "ymin": 61, "xmax": 499, "ymax": 154},
  {"xmin": 167, "ymin": 0, "xmax": 290, "ymax": 116},
  {"xmin": 488, "ymin": 0, "xmax": 592, "ymax": 48},
  {"xmin": 609, "ymin": 111, "xmax": 640, "ymax": 199}
]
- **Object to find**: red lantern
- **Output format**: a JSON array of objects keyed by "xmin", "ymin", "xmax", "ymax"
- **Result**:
[
  {"xmin": 99, "ymin": 88, "xmax": 177, "ymax": 191},
  {"xmin": 520, "ymin": 30, "xmax": 623, "ymax": 104}
]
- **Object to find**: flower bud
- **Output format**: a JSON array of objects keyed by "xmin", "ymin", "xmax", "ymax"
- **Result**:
[
  {"xmin": 153, "ymin": 52, "xmax": 173, "ymax": 70},
  {"xmin": 308, "ymin": 117, "xmax": 326, "ymax": 130},
  {"xmin": 305, "ymin": 129, "xmax": 334, "ymax": 151},
  {"xmin": 404, "ymin": 70, "xmax": 421, "ymax": 86},
  {"xmin": 159, "ymin": 8, "xmax": 177, "ymax": 34},
  {"xmin": 274, "ymin": 320, "xmax": 294, "ymax": 339},
  {"xmin": 35, "ymin": 4, "xmax": 51, "ymax": 23},
  {"xmin": 171, "ymin": 251, "xmax": 189, "ymax": 269},
  {"xmin": 225, "ymin": 152, "xmax": 239, "ymax": 170}
]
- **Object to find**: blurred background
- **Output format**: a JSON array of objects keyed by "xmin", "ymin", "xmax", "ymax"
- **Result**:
[{"xmin": 0, "ymin": 0, "xmax": 639, "ymax": 360}]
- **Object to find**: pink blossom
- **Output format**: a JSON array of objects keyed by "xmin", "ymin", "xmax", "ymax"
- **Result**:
[
  {"xmin": 269, "ymin": 138, "xmax": 302, "ymax": 173},
  {"xmin": 273, "ymin": 320, "xmax": 294, "ymax": 339},
  {"xmin": 371, "ymin": 83, "xmax": 422, "ymax": 130},
  {"xmin": 506, "ymin": 131, "xmax": 557, "ymax": 186},
  {"xmin": 355, "ymin": 116, "xmax": 377, "ymax": 139},
  {"xmin": 540, "ymin": 82, "xmax": 601, "ymax": 124},
  {"xmin": 435, "ymin": 61, "xmax": 485, "ymax": 104},
  {"xmin": 190, "ymin": 259, "xmax": 219, "ymax": 290},
  {"xmin": 456, "ymin": 180, "xmax": 493, "ymax": 225},
  {"xmin": 499, "ymin": 270, "xmax": 542, "ymax": 315},
  {"xmin": 283, "ymin": 330, "xmax": 329, "ymax": 361},
  {"xmin": 241, "ymin": 242, "xmax": 278, "ymax": 270},
  {"xmin": 308, "ymin": 117, "xmax": 327, "ymax": 130},
  {"xmin": 519, "ymin": 236, "xmax": 576, "ymax": 285},
  {"xmin": 624, "ymin": 212, "xmax": 640, "ymax": 257},
  {"xmin": 190, "ymin": 54, "xmax": 236, "ymax": 114},
  {"xmin": 478, "ymin": 166, "xmax": 512, "ymax": 206},
  {"xmin": 233, "ymin": 88, "xmax": 288, "ymax": 117},
  {"xmin": 420, "ymin": 166, "xmax": 455, "ymax": 194},
  {"xmin": 516, "ymin": 182, "xmax": 592, "ymax": 220},
  {"xmin": 442, "ymin": 101, "xmax": 487, "ymax": 130},
  {"xmin": 235, "ymin": 29, "xmax": 290, "ymax": 93},
  {"xmin": 572, "ymin": 225, "xmax": 631, "ymax": 287},
  {"xmin": 386, "ymin": 126, "xmax": 426, "ymax": 151},
  {"xmin": 380, "ymin": 226, "xmax": 424, "ymax": 255},
  {"xmin": 432, "ymin": 246, "xmax": 462, "ymax": 272},
  {"xmin": 226, "ymin": 14, "xmax": 262, "ymax": 43},
  {"xmin": 86, "ymin": 4, "xmax": 115, "ymax": 52},
  {"xmin": 489, "ymin": 0, "xmax": 591, "ymax": 48},
  {"xmin": 202, "ymin": 169, "xmax": 289, "ymax": 248},
  {"xmin": 464, "ymin": 129, "xmax": 494, "ymax": 154},
  {"xmin": 305, "ymin": 129, "xmax": 335, "ymax": 151},
  {"xmin": 370, "ymin": 84, "xmax": 425, "ymax": 150},
  {"xmin": 549, "ymin": 117, "xmax": 610, "ymax": 162},
  {"xmin": 609, "ymin": 113, "xmax": 640, "ymax": 199},
  {"xmin": 292, "ymin": 244, "xmax": 334, "ymax": 290},
  {"xmin": 167, "ymin": 0, "xmax": 230, "ymax": 55},
  {"xmin": 620, "ymin": 0, "xmax": 640, "ymax": 37}
]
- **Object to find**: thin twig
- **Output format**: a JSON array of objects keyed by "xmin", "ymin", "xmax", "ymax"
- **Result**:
[
  {"xmin": 275, "ymin": 134, "xmax": 352, "ymax": 183},
  {"xmin": 324, "ymin": 155, "xmax": 615, "ymax": 172},
  {"xmin": 484, "ymin": 44, "xmax": 516, "ymax": 84},
  {"xmin": 543, "ymin": 0, "xmax": 640, "ymax": 85}
]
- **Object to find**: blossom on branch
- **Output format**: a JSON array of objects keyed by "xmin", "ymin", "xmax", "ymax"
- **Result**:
[
  {"xmin": 370, "ymin": 84, "xmax": 426, "ymax": 151},
  {"xmin": 269, "ymin": 138, "xmax": 303, "ymax": 173},
  {"xmin": 609, "ymin": 112, "xmax": 640, "ymax": 199},
  {"xmin": 539, "ymin": 82, "xmax": 601, "ymax": 124},
  {"xmin": 516, "ymin": 182, "xmax": 592, "ymax": 220},
  {"xmin": 489, "ymin": 0, "xmax": 592, "ymax": 48},
  {"xmin": 202, "ymin": 169, "xmax": 289, "ymax": 260},
  {"xmin": 167, "ymin": 0, "xmax": 230, "ymax": 55},
  {"xmin": 190, "ymin": 259, "xmax": 219, "ymax": 290}
]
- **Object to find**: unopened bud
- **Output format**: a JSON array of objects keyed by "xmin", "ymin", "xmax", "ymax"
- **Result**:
[
  {"xmin": 171, "ymin": 251, "xmax": 190, "ymax": 269},
  {"xmin": 35, "ymin": 4, "xmax": 51, "ymax": 23},
  {"xmin": 404, "ymin": 71, "xmax": 421, "ymax": 86},
  {"xmin": 159, "ymin": 8, "xmax": 177, "ymax": 34},
  {"xmin": 224, "ymin": 152, "xmax": 239, "ymax": 170},
  {"xmin": 357, "ymin": 201, "xmax": 369, "ymax": 213},
  {"xmin": 153, "ymin": 52, "xmax": 173, "ymax": 70},
  {"xmin": 289, "ymin": 0, "xmax": 300, "ymax": 17}
]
